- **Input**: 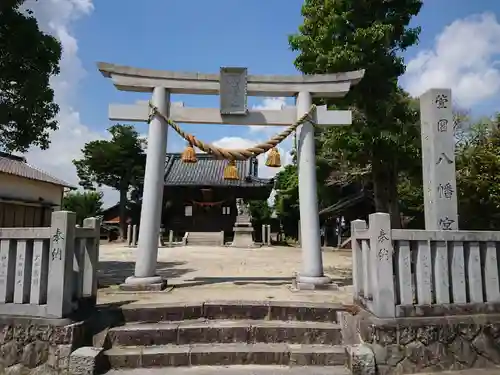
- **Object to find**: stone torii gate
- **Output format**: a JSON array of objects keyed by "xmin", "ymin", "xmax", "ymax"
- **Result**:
[{"xmin": 98, "ymin": 63, "xmax": 364, "ymax": 290}]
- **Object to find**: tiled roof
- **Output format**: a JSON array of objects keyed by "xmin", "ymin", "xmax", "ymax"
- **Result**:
[
  {"xmin": 164, "ymin": 153, "xmax": 274, "ymax": 188},
  {"xmin": 0, "ymin": 152, "xmax": 75, "ymax": 188}
]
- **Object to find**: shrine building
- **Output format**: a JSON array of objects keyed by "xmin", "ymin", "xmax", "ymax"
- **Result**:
[
  {"xmin": 99, "ymin": 153, "xmax": 275, "ymax": 240},
  {"xmin": 162, "ymin": 153, "xmax": 273, "ymax": 236}
]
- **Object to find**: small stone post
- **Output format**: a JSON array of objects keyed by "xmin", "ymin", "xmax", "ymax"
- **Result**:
[
  {"xmin": 420, "ymin": 88, "xmax": 458, "ymax": 230},
  {"xmin": 168, "ymin": 230, "xmax": 173, "ymax": 247},
  {"xmin": 368, "ymin": 213, "xmax": 395, "ymax": 318},
  {"xmin": 266, "ymin": 225, "xmax": 271, "ymax": 246},
  {"xmin": 297, "ymin": 220, "xmax": 301, "ymax": 245},
  {"xmin": 82, "ymin": 217, "xmax": 101, "ymax": 307},
  {"xmin": 47, "ymin": 211, "xmax": 76, "ymax": 318},
  {"xmin": 127, "ymin": 224, "xmax": 132, "ymax": 246},
  {"xmin": 132, "ymin": 225, "xmax": 138, "ymax": 247},
  {"xmin": 158, "ymin": 226, "xmax": 164, "ymax": 247},
  {"xmin": 337, "ymin": 218, "xmax": 343, "ymax": 247}
]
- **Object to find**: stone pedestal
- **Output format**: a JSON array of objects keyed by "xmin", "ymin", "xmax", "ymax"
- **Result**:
[
  {"xmin": 232, "ymin": 226, "xmax": 256, "ymax": 248},
  {"xmin": 119, "ymin": 276, "xmax": 167, "ymax": 291},
  {"xmin": 293, "ymin": 275, "xmax": 338, "ymax": 291},
  {"xmin": 231, "ymin": 198, "xmax": 258, "ymax": 248}
]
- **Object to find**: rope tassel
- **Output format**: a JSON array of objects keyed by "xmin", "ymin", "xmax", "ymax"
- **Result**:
[
  {"xmin": 151, "ymin": 102, "xmax": 316, "ymax": 160},
  {"xmin": 223, "ymin": 160, "xmax": 239, "ymax": 180},
  {"xmin": 181, "ymin": 142, "xmax": 197, "ymax": 163},
  {"xmin": 147, "ymin": 101, "xmax": 317, "ymax": 178},
  {"xmin": 265, "ymin": 147, "xmax": 281, "ymax": 168}
]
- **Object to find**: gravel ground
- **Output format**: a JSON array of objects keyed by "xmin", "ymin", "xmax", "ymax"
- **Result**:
[{"xmin": 97, "ymin": 244, "xmax": 354, "ymax": 306}]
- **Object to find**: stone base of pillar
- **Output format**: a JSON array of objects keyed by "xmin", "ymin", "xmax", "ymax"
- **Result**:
[
  {"xmin": 119, "ymin": 275, "xmax": 167, "ymax": 291},
  {"xmin": 290, "ymin": 274, "xmax": 339, "ymax": 291},
  {"xmin": 231, "ymin": 226, "xmax": 259, "ymax": 248}
]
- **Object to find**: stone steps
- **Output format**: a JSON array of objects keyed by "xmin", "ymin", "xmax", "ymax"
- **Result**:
[
  {"xmin": 105, "ymin": 343, "xmax": 347, "ymax": 368},
  {"xmin": 102, "ymin": 301, "xmax": 348, "ymax": 371},
  {"xmin": 186, "ymin": 232, "xmax": 223, "ymax": 246},
  {"xmin": 187, "ymin": 241, "xmax": 222, "ymax": 246},
  {"xmin": 105, "ymin": 365, "xmax": 351, "ymax": 375},
  {"xmin": 108, "ymin": 319, "xmax": 343, "ymax": 346},
  {"xmin": 117, "ymin": 301, "xmax": 344, "ymax": 323}
]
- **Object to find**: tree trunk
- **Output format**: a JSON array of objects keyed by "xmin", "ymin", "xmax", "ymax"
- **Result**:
[
  {"xmin": 118, "ymin": 188, "xmax": 128, "ymax": 241},
  {"xmin": 372, "ymin": 154, "xmax": 402, "ymax": 229}
]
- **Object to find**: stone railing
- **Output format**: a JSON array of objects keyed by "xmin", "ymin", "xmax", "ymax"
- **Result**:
[
  {"xmin": 0, "ymin": 211, "xmax": 100, "ymax": 319},
  {"xmin": 351, "ymin": 212, "xmax": 500, "ymax": 318}
]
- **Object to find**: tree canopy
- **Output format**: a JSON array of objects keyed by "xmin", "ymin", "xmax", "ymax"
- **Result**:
[
  {"xmin": 73, "ymin": 124, "xmax": 145, "ymax": 238},
  {"xmin": 455, "ymin": 117, "xmax": 500, "ymax": 230},
  {"xmin": 289, "ymin": 0, "xmax": 423, "ymax": 227},
  {"xmin": 62, "ymin": 190, "xmax": 104, "ymax": 226},
  {"xmin": 0, "ymin": 0, "xmax": 61, "ymax": 152}
]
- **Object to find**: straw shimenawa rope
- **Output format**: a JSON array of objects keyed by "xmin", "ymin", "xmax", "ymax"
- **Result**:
[{"xmin": 148, "ymin": 101, "xmax": 317, "ymax": 160}]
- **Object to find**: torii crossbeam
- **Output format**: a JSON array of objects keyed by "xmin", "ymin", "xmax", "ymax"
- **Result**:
[{"xmin": 98, "ymin": 62, "xmax": 364, "ymax": 290}]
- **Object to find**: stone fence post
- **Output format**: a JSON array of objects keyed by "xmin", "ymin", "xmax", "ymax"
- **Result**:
[
  {"xmin": 47, "ymin": 211, "xmax": 76, "ymax": 318},
  {"xmin": 368, "ymin": 213, "xmax": 396, "ymax": 318},
  {"xmin": 82, "ymin": 217, "xmax": 101, "ymax": 308},
  {"xmin": 350, "ymin": 219, "xmax": 367, "ymax": 302}
]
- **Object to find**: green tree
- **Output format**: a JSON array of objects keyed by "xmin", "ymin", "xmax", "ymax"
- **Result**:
[
  {"xmin": 248, "ymin": 200, "xmax": 272, "ymax": 241},
  {"xmin": 393, "ymin": 111, "xmax": 500, "ymax": 230},
  {"xmin": 73, "ymin": 124, "xmax": 145, "ymax": 239},
  {"xmin": 289, "ymin": 0, "xmax": 423, "ymax": 228},
  {"xmin": 248, "ymin": 200, "xmax": 272, "ymax": 224},
  {"xmin": 274, "ymin": 165, "xmax": 300, "ymax": 238},
  {"xmin": 0, "ymin": 0, "xmax": 62, "ymax": 152},
  {"xmin": 62, "ymin": 190, "xmax": 104, "ymax": 225},
  {"xmin": 456, "ymin": 116, "xmax": 500, "ymax": 230}
]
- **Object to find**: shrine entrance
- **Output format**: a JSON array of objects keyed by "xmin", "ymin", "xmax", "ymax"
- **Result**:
[
  {"xmin": 192, "ymin": 203, "xmax": 220, "ymax": 232},
  {"xmin": 98, "ymin": 62, "xmax": 365, "ymax": 290}
]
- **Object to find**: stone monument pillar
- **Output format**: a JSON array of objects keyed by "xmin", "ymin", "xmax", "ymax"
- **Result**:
[
  {"xmin": 231, "ymin": 198, "xmax": 257, "ymax": 248},
  {"xmin": 420, "ymin": 88, "xmax": 458, "ymax": 230}
]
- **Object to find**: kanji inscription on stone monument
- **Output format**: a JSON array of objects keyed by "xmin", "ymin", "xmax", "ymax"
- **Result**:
[{"xmin": 420, "ymin": 88, "xmax": 458, "ymax": 230}]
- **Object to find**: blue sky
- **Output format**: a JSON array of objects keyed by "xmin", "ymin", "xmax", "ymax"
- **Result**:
[
  {"xmin": 27, "ymin": 0, "xmax": 500, "ymax": 206},
  {"xmin": 77, "ymin": 0, "xmax": 499, "ymax": 132}
]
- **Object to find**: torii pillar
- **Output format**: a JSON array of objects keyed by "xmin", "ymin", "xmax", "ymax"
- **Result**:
[
  {"xmin": 124, "ymin": 86, "xmax": 169, "ymax": 290},
  {"xmin": 97, "ymin": 62, "xmax": 364, "ymax": 290},
  {"xmin": 295, "ymin": 91, "xmax": 332, "ymax": 289}
]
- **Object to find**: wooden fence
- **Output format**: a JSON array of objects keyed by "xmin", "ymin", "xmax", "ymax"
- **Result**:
[
  {"xmin": 0, "ymin": 211, "xmax": 100, "ymax": 319},
  {"xmin": 351, "ymin": 213, "xmax": 500, "ymax": 318}
]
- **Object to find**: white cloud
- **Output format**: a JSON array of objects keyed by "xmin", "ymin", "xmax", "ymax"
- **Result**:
[
  {"xmin": 254, "ymin": 97, "xmax": 287, "ymax": 110},
  {"xmin": 211, "ymin": 97, "xmax": 298, "ymax": 206},
  {"xmin": 213, "ymin": 98, "xmax": 293, "ymax": 205},
  {"xmin": 213, "ymin": 95, "xmax": 296, "ymax": 180},
  {"xmin": 21, "ymin": 0, "xmax": 119, "ymax": 207},
  {"xmin": 402, "ymin": 13, "xmax": 500, "ymax": 108},
  {"xmin": 249, "ymin": 97, "xmax": 287, "ymax": 133},
  {"xmin": 212, "ymin": 136, "xmax": 293, "ymax": 180}
]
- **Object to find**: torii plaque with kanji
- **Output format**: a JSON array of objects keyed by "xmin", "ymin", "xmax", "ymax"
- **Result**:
[{"xmin": 220, "ymin": 67, "xmax": 248, "ymax": 115}]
